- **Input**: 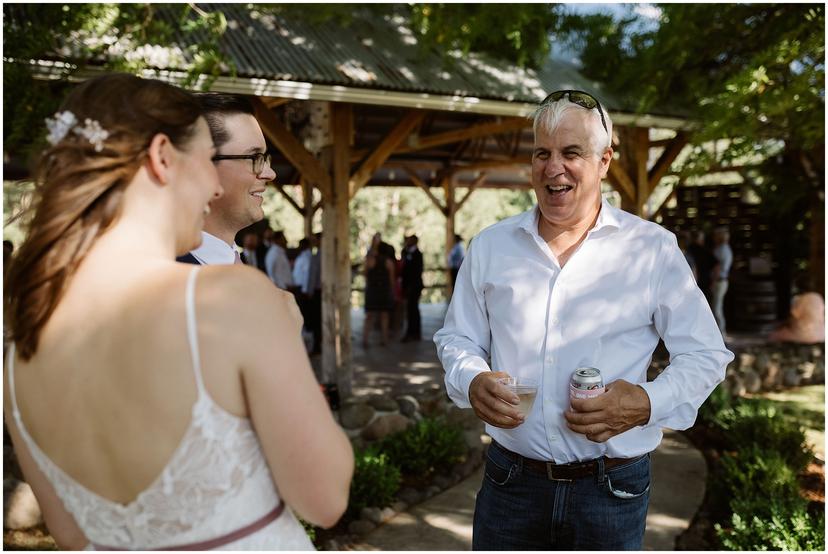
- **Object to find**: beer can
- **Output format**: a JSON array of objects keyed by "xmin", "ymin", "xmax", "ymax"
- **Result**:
[{"xmin": 570, "ymin": 367, "xmax": 605, "ymax": 400}]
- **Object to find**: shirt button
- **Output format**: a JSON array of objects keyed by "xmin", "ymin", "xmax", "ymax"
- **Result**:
[
  {"xmin": 551, "ymin": 318, "xmax": 560, "ymax": 326},
  {"xmin": 546, "ymin": 356, "xmax": 554, "ymax": 365}
]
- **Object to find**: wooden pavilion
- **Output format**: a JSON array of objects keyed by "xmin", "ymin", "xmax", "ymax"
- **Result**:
[{"xmin": 20, "ymin": 5, "xmax": 709, "ymax": 396}]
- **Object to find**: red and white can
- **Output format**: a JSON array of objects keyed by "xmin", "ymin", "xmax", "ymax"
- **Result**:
[{"xmin": 570, "ymin": 367, "xmax": 605, "ymax": 400}]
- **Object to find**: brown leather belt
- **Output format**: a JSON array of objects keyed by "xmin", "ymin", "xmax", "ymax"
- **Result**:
[
  {"xmin": 93, "ymin": 501, "xmax": 284, "ymax": 550},
  {"xmin": 492, "ymin": 441, "xmax": 643, "ymax": 481}
]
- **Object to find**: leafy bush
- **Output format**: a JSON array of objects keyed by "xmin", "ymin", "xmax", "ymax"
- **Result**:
[
  {"xmin": 716, "ymin": 500, "xmax": 825, "ymax": 551},
  {"xmin": 698, "ymin": 383, "xmax": 732, "ymax": 425},
  {"xmin": 716, "ymin": 446, "xmax": 800, "ymax": 506},
  {"xmin": 349, "ymin": 447, "xmax": 401, "ymax": 514},
  {"xmin": 379, "ymin": 416, "xmax": 465, "ymax": 478},
  {"xmin": 716, "ymin": 402, "xmax": 813, "ymax": 472}
]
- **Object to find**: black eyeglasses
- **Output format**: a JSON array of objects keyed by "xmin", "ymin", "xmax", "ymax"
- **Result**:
[
  {"xmin": 212, "ymin": 152, "xmax": 272, "ymax": 177},
  {"xmin": 540, "ymin": 89, "xmax": 608, "ymax": 136}
]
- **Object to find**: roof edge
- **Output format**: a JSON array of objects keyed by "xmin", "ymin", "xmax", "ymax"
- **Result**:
[{"xmin": 25, "ymin": 59, "xmax": 694, "ymax": 130}]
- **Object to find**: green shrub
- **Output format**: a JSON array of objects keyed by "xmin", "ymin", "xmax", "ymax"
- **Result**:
[
  {"xmin": 349, "ymin": 447, "xmax": 402, "ymax": 514},
  {"xmin": 716, "ymin": 402, "xmax": 813, "ymax": 472},
  {"xmin": 716, "ymin": 446, "xmax": 801, "ymax": 506},
  {"xmin": 380, "ymin": 416, "xmax": 466, "ymax": 478},
  {"xmin": 698, "ymin": 383, "xmax": 732, "ymax": 425},
  {"xmin": 716, "ymin": 501, "xmax": 825, "ymax": 551},
  {"xmin": 299, "ymin": 519, "xmax": 316, "ymax": 542}
]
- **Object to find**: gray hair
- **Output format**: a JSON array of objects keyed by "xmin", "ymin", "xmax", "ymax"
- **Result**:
[{"xmin": 532, "ymin": 96, "xmax": 613, "ymax": 156}]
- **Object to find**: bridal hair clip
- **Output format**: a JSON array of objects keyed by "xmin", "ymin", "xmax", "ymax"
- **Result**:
[{"xmin": 45, "ymin": 110, "xmax": 110, "ymax": 152}]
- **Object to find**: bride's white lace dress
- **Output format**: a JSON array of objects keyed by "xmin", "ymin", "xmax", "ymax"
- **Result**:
[{"xmin": 7, "ymin": 268, "xmax": 315, "ymax": 550}]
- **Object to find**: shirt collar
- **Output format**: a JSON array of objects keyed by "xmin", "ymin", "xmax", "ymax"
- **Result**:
[
  {"xmin": 520, "ymin": 197, "xmax": 622, "ymax": 239},
  {"xmin": 190, "ymin": 231, "xmax": 237, "ymax": 265}
]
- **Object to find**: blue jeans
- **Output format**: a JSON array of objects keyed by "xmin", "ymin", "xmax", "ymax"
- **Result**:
[{"xmin": 473, "ymin": 443, "xmax": 651, "ymax": 550}]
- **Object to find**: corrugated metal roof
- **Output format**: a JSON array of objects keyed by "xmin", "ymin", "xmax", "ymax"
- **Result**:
[{"xmin": 167, "ymin": 4, "xmax": 635, "ymax": 112}]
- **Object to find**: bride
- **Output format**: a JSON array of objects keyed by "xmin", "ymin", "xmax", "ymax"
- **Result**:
[{"xmin": 4, "ymin": 73, "xmax": 353, "ymax": 550}]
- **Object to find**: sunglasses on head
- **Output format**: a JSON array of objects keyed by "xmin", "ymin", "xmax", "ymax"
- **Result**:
[{"xmin": 540, "ymin": 89, "xmax": 608, "ymax": 136}]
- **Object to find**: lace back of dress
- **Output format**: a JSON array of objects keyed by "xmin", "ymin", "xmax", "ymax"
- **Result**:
[{"xmin": 5, "ymin": 267, "xmax": 282, "ymax": 548}]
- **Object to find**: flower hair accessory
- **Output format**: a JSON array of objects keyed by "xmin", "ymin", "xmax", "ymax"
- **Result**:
[{"xmin": 45, "ymin": 110, "xmax": 110, "ymax": 152}]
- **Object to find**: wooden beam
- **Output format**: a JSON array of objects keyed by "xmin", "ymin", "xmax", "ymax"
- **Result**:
[
  {"xmin": 650, "ymin": 179, "xmax": 682, "ymax": 221},
  {"xmin": 455, "ymin": 172, "xmax": 486, "ymax": 212},
  {"xmin": 263, "ymin": 97, "xmax": 292, "ymax": 109},
  {"xmin": 647, "ymin": 132, "xmax": 689, "ymax": 194},
  {"xmin": 274, "ymin": 184, "xmax": 304, "ymax": 215},
  {"xmin": 320, "ymin": 102, "xmax": 353, "ymax": 396},
  {"xmin": 606, "ymin": 162, "xmax": 636, "ymax": 202},
  {"xmin": 448, "ymin": 157, "xmax": 531, "ymax": 173},
  {"xmin": 349, "ymin": 117, "xmax": 530, "ymax": 161},
  {"xmin": 409, "ymin": 117, "xmax": 529, "ymax": 153},
  {"xmin": 349, "ymin": 110, "xmax": 425, "ymax": 198},
  {"xmin": 252, "ymin": 97, "xmax": 332, "ymax": 198},
  {"xmin": 634, "ymin": 128, "xmax": 650, "ymax": 216},
  {"xmin": 403, "ymin": 165, "xmax": 446, "ymax": 213}
]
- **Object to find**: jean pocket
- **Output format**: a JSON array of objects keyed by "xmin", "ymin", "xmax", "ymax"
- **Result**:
[
  {"xmin": 606, "ymin": 455, "xmax": 650, "ymax": 499},
  {"xmin": 484, "ymin": 449, "xmax": 517, "ymax": 486}
]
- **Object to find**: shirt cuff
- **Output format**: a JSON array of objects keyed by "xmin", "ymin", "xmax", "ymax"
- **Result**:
[
  {"xmin": 449, "ymin": 366, "xmax": 489, "ymax": 409},
  {"xmin": 638, "ymin": 380, "xmax": 671, "ymax": 428}
]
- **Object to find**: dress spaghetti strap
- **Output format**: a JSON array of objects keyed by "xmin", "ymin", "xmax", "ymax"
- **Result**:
[{"xmin": 185, "ymin": 267, "xmax": 207, "ymax": 397}]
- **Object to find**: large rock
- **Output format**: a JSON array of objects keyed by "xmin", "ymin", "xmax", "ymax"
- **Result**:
[
  {"xmin": 395, "ymin": 395, "xmax": 420, "ymax": 417},
  {"xmin": 742, "ymin": 369, "xmax": 761, "ymax": 394},
  {"xmin": 360, "ymin": 506, "xmax": 384, "ymax": 525},
  {"xmin": 725, "ymin": 374, "xmax": 746, "ymax": 397},
  {"xmin": 432, "ymin": 474, "xmax": 453, "ymax": 490},
  {"xmin": 761, "ymin": 360, "xmax": 782, "ymax": 390},
  {"xmin": 4, "ymin": 481, "xmax": 43, "ymax": 530},
  {"xmin": 367, "ymin": 394, "xmax": 399, "ymax": 412},
  {"xmin": 739, "ymin": 352, "xmax": 757, "ymax": 370},
  {"xmin": 361, "ymin": 413, "xmax": 411, "ymax": 441},
  {"xmin": 340, "ymin": 402, "xmax": 376, "ymax": 430},
  {"xmin": 783, "ymin": 368, "xmax": 802, "ymax": 387},
  {"xmin": 348, "ymin": 519, "xmax": 376, "ymax": 535},
  {"xmin": 398, "ymin": 487, "xmax": 422, "ymax": 505},
  {"xmin": 464, "ymin": 430, "xmax": 485, "ymax": 451},
  {"xmin": 799, "ymin": 361, "xmax": 816, "ymax": 381}
]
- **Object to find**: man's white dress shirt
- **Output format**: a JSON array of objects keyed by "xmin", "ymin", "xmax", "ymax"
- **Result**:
[
  {"xmin": 265, "ymin": 244, "xmax": 294, "ymax": 290},
  {"xmin": 292, "ymin": 249, "xmax": 312, "ymax": 294},
  {"xmin": 448, "ymin": 242, "xmax": 465, "ymax": 270},
  {"xmin": 434, "ymin": 199, "xmax": 733, "ymax": 463},
  {"xmin": 190, "ymin": 231, "xmax": 238, "ymax": 265}
]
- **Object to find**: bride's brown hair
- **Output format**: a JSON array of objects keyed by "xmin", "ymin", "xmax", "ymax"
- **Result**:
[{"xmin": 5, "ymin": 73, "xmax": 202, "ymax": 361}]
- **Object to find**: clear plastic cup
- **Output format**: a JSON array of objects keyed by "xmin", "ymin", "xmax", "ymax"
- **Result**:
[{"xmin": 497, "ymin": 377, "xmax": 539, "ymax": 417}]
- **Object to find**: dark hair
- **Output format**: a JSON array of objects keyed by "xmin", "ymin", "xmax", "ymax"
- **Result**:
[
  {"xmin": 194, "ymin": 93, "xmax": 256, "ymax": 149},
  {"xmin": 298, "ymin": 238, "xmax": 310, "ymax": 250},
  {"xmin": 6, "ymin": 73, "xmax": 202, "ymax": 360}
]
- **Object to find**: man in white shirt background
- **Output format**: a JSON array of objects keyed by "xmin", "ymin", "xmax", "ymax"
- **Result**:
[
  {"xmin": 711, "ymin": 226, "xmax": 734, "ymax": 336},
  {"xmin": 177, "ymin": 93, "xmax": 275, "ymax": 265},
  {"xmin": 447, "ymin": 234, "xmax": 465, "ymax": 290},
  {"xmin": 264, "ymin": 230, "xmax": 294, "ymax": 290},
  {"xmin": 434, "ymin": 90, "xmax": 732, "ymax": 550}
]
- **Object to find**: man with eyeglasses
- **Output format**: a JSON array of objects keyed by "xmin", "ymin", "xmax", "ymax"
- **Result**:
[
  {"xmin": 434, "ymin": 90, "xmax": 732, "ymax": 549},
  {"xmin": 178, "ymin": 93, "xmax": 276, "ymax": 265}
]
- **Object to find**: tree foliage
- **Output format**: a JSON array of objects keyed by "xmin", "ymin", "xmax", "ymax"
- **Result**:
[{"xmin": 3, "ymin": 3, "xmax": 229, "ymax": 160}]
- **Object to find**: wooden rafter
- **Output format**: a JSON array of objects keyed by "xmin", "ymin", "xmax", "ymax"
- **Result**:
[
  {"xmin": 262, "ymin": 97, "xmax": 292, "ymax": 109},
  {"xmin": 456, "ymin": 172, "xmax": 486, "ymax": 211},
  {"xmin": 349, "ymin": 110, "xmax": 425, "ymax": 198},
  {"xmin": 607, "ymin": 162, "xmax": 636, "ymax": 202},
  {"xmin": 274, "ymin": 184, "xmax": 304, "ymax": 215},
  {"xmin": 403, "ymin": 165, "xmax": 445, "ymax": 213},
  {"xmin": 407, "ymin": 117, "xmax": 528, "ymax": 153},
  {"xmin": 647, "ymin": 132, "xmax": 689, "ymax": 194},
  {"xmin": 252, "ymin": 98, "xmax": 331, "ymax": 197}
]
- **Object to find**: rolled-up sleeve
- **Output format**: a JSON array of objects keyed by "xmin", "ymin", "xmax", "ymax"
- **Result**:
[
  {"xmin": 433, "ymin": 240, "xmax": 492, "ymax": 408},
  {"xmin": 639, "ymin": 234, "xmax": 734, "ymax": 430}
]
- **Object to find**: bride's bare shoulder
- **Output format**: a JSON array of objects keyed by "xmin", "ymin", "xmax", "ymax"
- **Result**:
[{"xmin": 194, "ymin": 265, "xmax": 302, "ymax": 327}]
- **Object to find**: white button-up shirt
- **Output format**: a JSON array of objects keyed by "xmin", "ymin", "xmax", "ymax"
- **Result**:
[
  {"xmin": 265, "ymin": 244, "xmax": 294, "ymax": 290},
  {"xmin": 434, "ymin": 199, "xmax": 733, "ymax": 463},
  {"xmin": 190, "ymin": 231, "xmax": 238, "ymax": 265}
]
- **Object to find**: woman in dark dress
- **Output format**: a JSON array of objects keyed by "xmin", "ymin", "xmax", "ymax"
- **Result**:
[{"xmin": 363, "ymin": 233, "xmax": 395, "ymax": 347}]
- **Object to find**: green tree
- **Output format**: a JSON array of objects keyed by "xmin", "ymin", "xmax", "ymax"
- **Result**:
[
  {"xmin": 565, "ymin": 3, "xmax": 825, "ymax": 293},
  {"xmin": 3, "ymin": 3, "xmax": 229, "ymax": 161}
]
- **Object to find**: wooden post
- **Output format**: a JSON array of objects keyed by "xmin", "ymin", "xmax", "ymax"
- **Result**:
[
  {"xmin": 444, "ymin": 176, "xmax": 455, "ymax": 298},
  {"xmin": 301, "ymin": 178, "xmax": 314, "ymax": 238},
  {"xmin": 320, "ymin": 102, "xmax": 353, "ymax": 397}
]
